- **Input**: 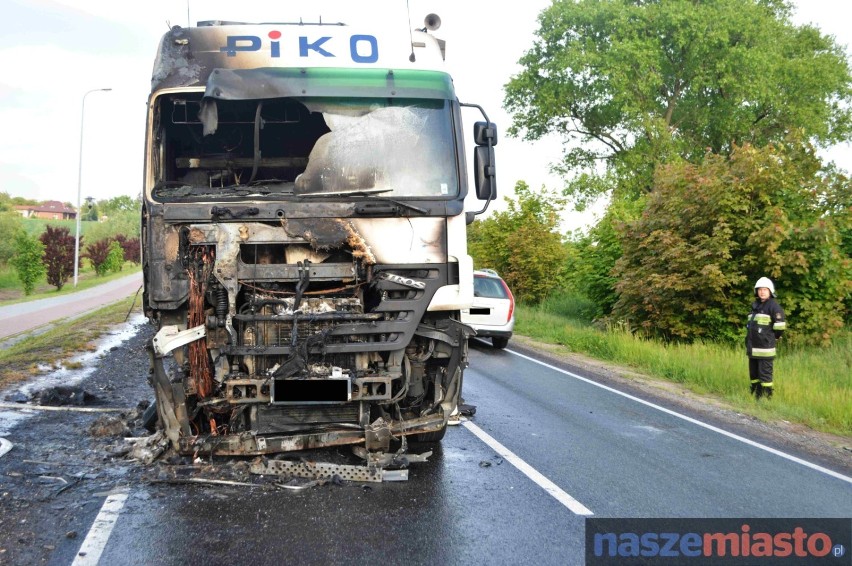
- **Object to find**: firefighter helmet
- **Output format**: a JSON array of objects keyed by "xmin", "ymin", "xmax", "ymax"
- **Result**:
[{"xmin": 754, "ymin": 277, "xmax": 775, "ymax": 297}]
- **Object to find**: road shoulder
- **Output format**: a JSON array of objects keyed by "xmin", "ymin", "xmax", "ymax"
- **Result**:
[{"xmin": 508, "ymin": 334, "xmax": 852, "ymax": 477}]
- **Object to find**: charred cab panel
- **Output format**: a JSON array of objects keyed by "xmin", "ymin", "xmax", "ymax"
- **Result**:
[{"xmin": 143, "ymin": 62, "xmax": 472, "ymax": 456}]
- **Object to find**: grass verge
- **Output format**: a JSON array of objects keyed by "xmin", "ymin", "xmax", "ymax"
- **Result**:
[
  {"xmin": 0, "ymin": 296, "xmax": 143, "ymax": 390},
  {"xmin": 515, "ymin": 304, "xmax": 852, "ymax": 437}
]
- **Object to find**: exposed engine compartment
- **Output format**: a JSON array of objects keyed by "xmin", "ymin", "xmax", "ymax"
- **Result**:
[{"xmin": 145, "ymin": 216, "xmax": 470, "ymax": 456}]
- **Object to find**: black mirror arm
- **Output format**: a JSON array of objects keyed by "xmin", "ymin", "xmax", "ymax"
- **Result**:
[{"xmin": 459, "ymin": 102, "xmax": 491, "ymax": 125}]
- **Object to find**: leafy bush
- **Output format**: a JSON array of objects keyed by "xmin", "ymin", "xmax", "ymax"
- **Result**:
[
  {"xmin": 614, "ymin": 139, "xmax": 852, "ymax": 345},
  {"xmin": 114, "ymin": 235, "xmax": 141, "ymax": 264},
  {"xmin": 11, "ymin": 232, "xmax": 46, "ymax": 295},
  {"xmin": 565, "ymin": 198, "xmax": 644, "ymax": 318},
  {"xmin": 39, "ymin": 225, "xmax": 77, "ymax": 290},
  {"xmin": 105, "ymin": 241, "xmax": 124, "ymax": 273},
  {"xmin": 0, "ymin": 212, "xmax": 24, "ymax": 265},
  {"xmin": 84, "ymin": 239, "xmax": 112, "ymax": 276}
]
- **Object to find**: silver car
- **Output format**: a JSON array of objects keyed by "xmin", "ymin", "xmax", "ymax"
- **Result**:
[{"xmin": 461, "ymin": 269, "xmax": 515, "ymax": 349}]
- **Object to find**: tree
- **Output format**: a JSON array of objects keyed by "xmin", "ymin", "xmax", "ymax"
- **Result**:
[
  {"xmin": 504, "ymin": 0, "xmax": 852, "ymax": 206},
  {"xmin": 468, "ymin": 181, "xmax": 569, "ymax": 303},
  {"xmin": 98, "ymin": 195, "xmax": 139, "ymax": 217},
  {"xmin": 11, "ymin": 232, "xmax": 46, "ymax": 295},
  {"xmin": 39, "ymin": 225, "xmax": 77, "ymax": 290},
  {"xmin": 0, "ymin": 192, "xmax": 38, "ymax": 212},
  {"xmin": 0, "ymin": 212, "xmax": 24, "ymax": 265},
  {"xmin": 613, "ymin": 139, "xmax": 851, "ymax": 344}
]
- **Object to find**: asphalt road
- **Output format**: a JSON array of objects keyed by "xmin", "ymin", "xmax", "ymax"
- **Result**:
[
  {"xmin": 0, "ymin": 272, "xmax": 142, "ymax": 341},
  {"xmin": 1, "ymin": 328, "xmax": 849, "ymax": 565}
]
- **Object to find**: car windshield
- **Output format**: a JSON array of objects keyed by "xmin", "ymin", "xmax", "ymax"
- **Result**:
[{"xmin": 474, "ymin": 277, "xmax": 508, "ymax": 299}]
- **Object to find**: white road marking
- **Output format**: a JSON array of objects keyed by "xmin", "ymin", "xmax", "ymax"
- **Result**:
[
  {"xmin": 506, "ymin": 349, "xmax": 852, "ymax": 485},
  {"xmin": 0, "ymin": 437, "xmax": 12, "ymax": 458},
  {"xmin": 462, "ymin": 420, "xmax": 594, "ymax": 515},
  {"xmin": 72, "ymin": 489, "xmax": 129, "ymax": 566}
]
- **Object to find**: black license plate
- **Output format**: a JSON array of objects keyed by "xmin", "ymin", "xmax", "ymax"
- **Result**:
[{"xmin": 272, "ymin": 379, "xmax": 350, "ymax": 404}]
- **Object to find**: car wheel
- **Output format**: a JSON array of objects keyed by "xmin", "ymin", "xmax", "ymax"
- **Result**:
[{"xmin": 492, "ymin": 337, "xmax": 509, "ymax": 349}]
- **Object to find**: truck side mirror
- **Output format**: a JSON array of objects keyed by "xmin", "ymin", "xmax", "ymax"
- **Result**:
[
  {"xmin": 474, "ymin": 145, "xmax": 496, "ymax": 200},
  {"xmin": 473, "ymin": 121, "xmax": 497, "ymax": 201},
  {"xmin": 474, "ymin": 122, "xmax": 498, "ymax": 146}
]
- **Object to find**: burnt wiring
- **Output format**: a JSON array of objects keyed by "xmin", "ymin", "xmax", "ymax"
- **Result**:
[
  {"xmin": 292, "ymin": 259, "xmax": 312, "ymax": 312},
  {"xmin": 187, "ymin": 247, "xmax": 215, "ymax": 398}
]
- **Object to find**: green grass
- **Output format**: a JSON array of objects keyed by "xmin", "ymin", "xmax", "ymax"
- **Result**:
[
  {"xmin": 0, "ymin": 266, "xmax": 19, "ymax": 289},
  {"xmin": 0, "ymin": 263, "xmax": 141, "ymax": 305},
  {"xmin": 516, "ymin": 303, "xmax": 852, "ymax": 437},
  {"xmin": 20, "ymin": 217, "xmax": 107, "ymax": 236},
  {"xmin": 0, "ymin": 296, "xmax": 142, "ymax": 389}
]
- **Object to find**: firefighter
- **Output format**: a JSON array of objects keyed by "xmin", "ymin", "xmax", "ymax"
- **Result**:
[{"xmin": 745, "ymin": 277, "xmax": 786, "ymax": 399}]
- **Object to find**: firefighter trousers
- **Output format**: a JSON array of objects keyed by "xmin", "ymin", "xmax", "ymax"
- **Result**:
[
  {"xmin": 748, "ymin": 358, "xmax": 774, "ymax": 384},
  {"xmin": 748, "ymin": 358, "xmax": 775, "ymax": 398}
]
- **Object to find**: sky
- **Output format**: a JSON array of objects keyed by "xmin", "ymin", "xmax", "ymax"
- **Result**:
[{"xmin": 1, "ymin": 0, "xmax": 850, "ymax": 231}]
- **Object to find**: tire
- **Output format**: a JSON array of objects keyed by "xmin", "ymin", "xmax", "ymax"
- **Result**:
[
  {"xmin": 491, "ymin": 336, "xmax": 509, "ymax": 349},
  {"xmin": 413, "ymin": 424, "xmax": 447, "ymax": 443}
]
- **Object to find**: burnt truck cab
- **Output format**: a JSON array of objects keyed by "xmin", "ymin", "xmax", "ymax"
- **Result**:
[{"xmin": 142, "ymin": 18, "xmax": 496, "ymax": 457}]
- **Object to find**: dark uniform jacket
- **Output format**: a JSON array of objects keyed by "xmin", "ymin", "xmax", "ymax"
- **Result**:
[{"xmin": 746, "ymin": 298, "xmax": 786, "ymax": 359}]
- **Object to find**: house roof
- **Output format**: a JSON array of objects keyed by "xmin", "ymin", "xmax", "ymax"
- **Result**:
[{"xmin": 15, "ymin": 200, "xmax": 76, "ymax": 214}]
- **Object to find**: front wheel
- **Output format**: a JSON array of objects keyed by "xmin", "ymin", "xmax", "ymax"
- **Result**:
[{"xmin": 492, "ymin": 336, "xmax": 509, "ymax": 349}]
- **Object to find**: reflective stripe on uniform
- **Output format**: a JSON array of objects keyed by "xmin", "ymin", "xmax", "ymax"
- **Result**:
[
  {"xmin": 751, "ymin": 348, "xmax": 776, "ymax": 357},
  {"xmin": 773, "ymin": 321, "xmax": 786, "ymax": 330},
  {"xmin": 752, "ymin": 314, "xmax": 772, "ymax": 325},
  {"xmin": 750, "ymin": 379, "xmax": 761, "ymax": 384},
  {"xmin": 760, "ymin": 382, "xmax": 774, "ymax": 387}
]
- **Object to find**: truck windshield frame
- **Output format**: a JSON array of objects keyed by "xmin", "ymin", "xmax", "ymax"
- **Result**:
[{"xmin": 149, "ymin": 68, "xmax": 461, "ymax": 202}]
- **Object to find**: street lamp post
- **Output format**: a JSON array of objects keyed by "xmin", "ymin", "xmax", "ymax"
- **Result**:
[{"xmin": 74, "ymin": 88, "xmax": 111, "ymax": 287}]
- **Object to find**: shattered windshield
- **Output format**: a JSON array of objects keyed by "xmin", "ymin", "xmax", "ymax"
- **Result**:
[
  {"xmin": 295, "ymin": 99, "xmax": 458, "ymax": 198},
  {"xmin": 152, "ymin": 94, "xmax": 459, "ymax": 201}
]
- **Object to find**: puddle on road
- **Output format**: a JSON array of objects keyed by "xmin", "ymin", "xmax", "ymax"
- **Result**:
[{"xmin": 0, "ymin": 314, "xmax": 147, "ymax": 436}]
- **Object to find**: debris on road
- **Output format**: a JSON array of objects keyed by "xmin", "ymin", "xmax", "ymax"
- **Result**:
[
  {"xmin": 4, "ymin": 392, "xmax": 28, "ymax": 403},
  {"xmin": 35, "ymin": 386, "xmax": 96, "ymax": 407},
  {"xmin": 126, "ymin": 432, "xmax": 169, "ymax": 465},
  {"xmin": 89, "ymin": 416, "xmax": 131, "ymax": 438},
  {"xmin": 459, "ymin": 403, "xmax": 477, "ymax": 417}
]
